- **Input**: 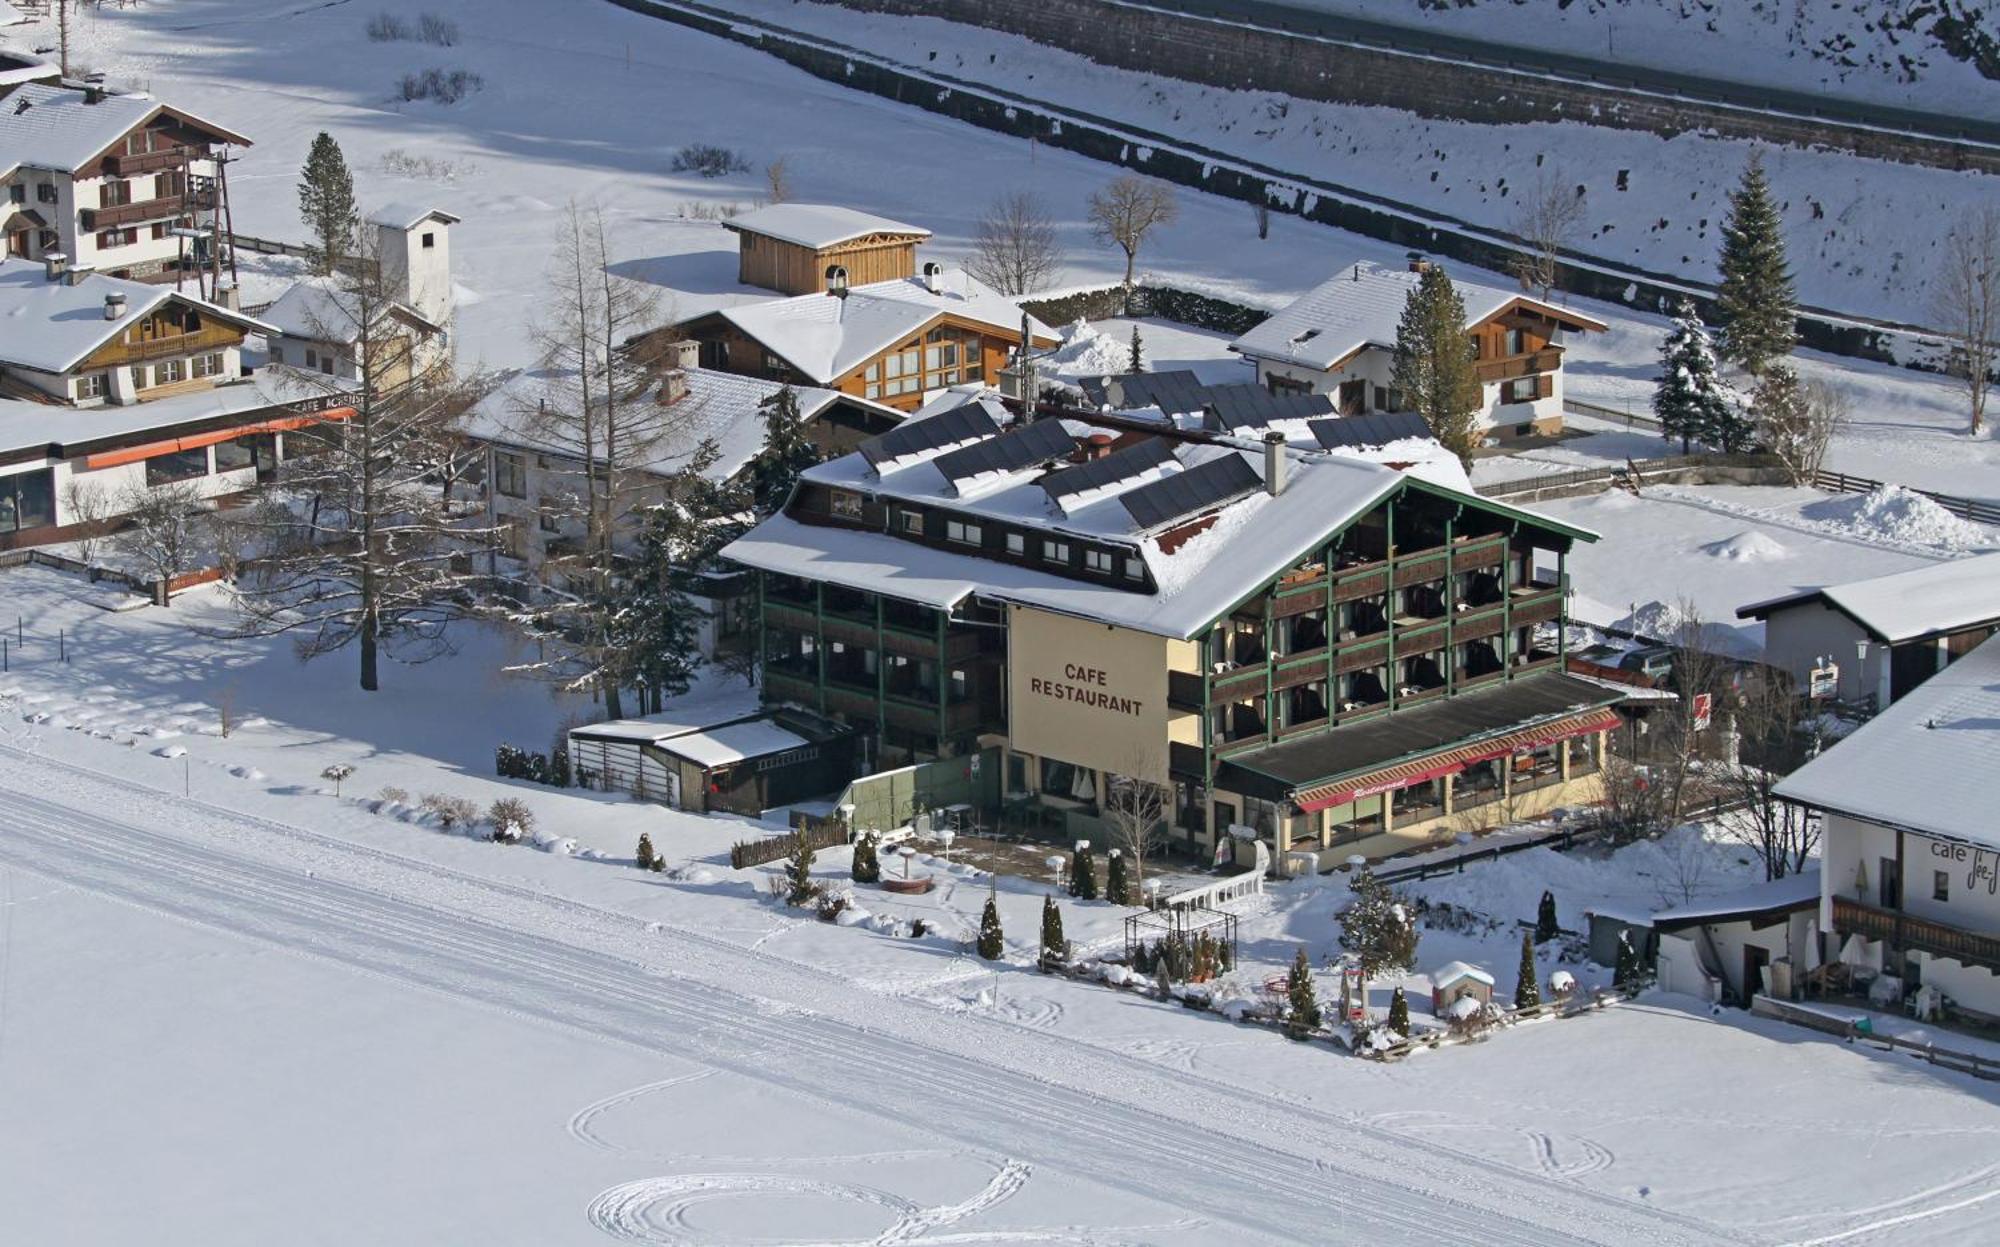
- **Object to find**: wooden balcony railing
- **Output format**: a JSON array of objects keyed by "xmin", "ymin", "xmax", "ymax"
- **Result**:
[
  {"xmin": 1833, "ymin": 896, "xmax": 2000, "ymax": 972},
  {"xmin": 80, "ymin": 188, "xmax": 212, "ymax": 231},
  {"xmin": 103, "ymin": 148, "xmax": 199, "ymax": 176},
  {"xmin": 1474, "ymin": 348, "xmax": 1563, "ymax": 384}
]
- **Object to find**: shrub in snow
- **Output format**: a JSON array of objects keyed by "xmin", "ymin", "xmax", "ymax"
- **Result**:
[
  {"xmin": 417, "ymin": 13, "xmax": 458, "ymax": 45},
  {"xmin": 1337, "ymin": 867, "xmax": 1420, "ymax": 979},
  {"xmin": 850, "ymin": 833, "xmax": 880, "ymax": 884},
  {"xmin": 909, "ymin": 918, "xmax": 930, "ymax": 940},
  {"xmin": 1104, "ymin": 848, "xmax": 1132, "ymax": 906},
  {"xmin": 419, "ymin": 792, "xmax": 479, "ymax": 831},
  {"xmin": 815, "ymin": 891, "xmax": 850, "ymax": 923},
  {"xmin": 366, "ymin": 13, "xmax": 411, "ymax": 41},
  {"xmin": 1514, "ymin": 932, "xmax": 1541, "ymax": 1010},
  {"xmin": 1387, "ymin": 986, "xmax": 1411, "ymax": 1038},
  {"xmin": 1038, "ymin": 894, "xmax": 1068, "ymax": 970},
  {"xmin": 976, "ymin": 887, "xmax": 1005, "ymax": 961},
  {"xmin": 320, "ymin": 763, "xmax": 356, "ymax": 797},
  {"xmin": 1069, "ymin": 843, "xmax": 1098, "ymax": 901},
  {"xmin": 374, "ymin": 785, "xmax": 409, "ymax": 812},
  {"xmin": 1284, "ymin": 948, "xmax": 1321, "ymax": 1041},
  {"xmin": 785, "ymin": 830, "xmax": 820, "ymax": 907},
  {"xmin": 399, "ymin": 68, "xmax": 483, "ymax": 104},
  {"xmin": 636, "ymin": 833, "xmax": 657, "ymax": 872},
  {"xmin": 487, "ymin": 798, "xmax": 534, "ymax": 844},
  {"xmin": 1549, "ymin": 970, "xmax": 1577, "ymax": 1004},
  {"xmin": 1535, "ymin": 890, "xmax": 1559, "ymax": 944},
  {"xmin": 671, "ymin": 143, "xmax": 750, "ymax": 178}
]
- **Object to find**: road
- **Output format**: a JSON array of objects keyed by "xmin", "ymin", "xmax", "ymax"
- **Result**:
[
  {"xmin": 0, "ymin": 742, "xmax": 1736, "ymax": 1245},
  {"xmin": 1135, "ymin": 0, "xmax": 2000, "ymax": 148}
]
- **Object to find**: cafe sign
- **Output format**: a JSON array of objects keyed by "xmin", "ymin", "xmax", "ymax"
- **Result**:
[{"xmin": 1007, "ymin": 606, "xmax": 1168, "ymax": 784}]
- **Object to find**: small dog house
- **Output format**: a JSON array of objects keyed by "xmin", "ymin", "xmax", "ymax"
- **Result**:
[{"xmin": 1430, "ymin": 961, "xmax": 1495, "ymax": 1016}]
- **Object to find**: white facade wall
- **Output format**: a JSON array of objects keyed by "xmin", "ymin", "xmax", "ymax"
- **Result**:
[
  {"xmin": 1657, "ymin": 912, "xmax": 1815, "ymax": 1003},
  {"xmin": 1820, "ymin": 811, "xmax": 2000, "ymax": 1015},
  {"xmin": 1761, "ymin": 604, "xmax": 1887, "ymax": 704},
  {"xmin": 1251, "ymin": 348, "xmax": 1563, "ymax": 435}
]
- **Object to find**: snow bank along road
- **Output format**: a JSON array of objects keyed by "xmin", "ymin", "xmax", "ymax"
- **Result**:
[{"xmin": 0, "ymin": 742, "xmax": 1735, "ymax": 1246}]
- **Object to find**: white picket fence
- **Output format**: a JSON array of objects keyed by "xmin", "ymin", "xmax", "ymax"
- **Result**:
[{"xmin": 1157, "ymin": 871, "xmax": 1263, "ymax": 911}]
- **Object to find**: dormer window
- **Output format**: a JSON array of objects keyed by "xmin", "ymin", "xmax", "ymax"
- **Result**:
[
  {"xmin": 1083, "ymin": 548, "xmax": 1113, "ymax": 574},
  {"xmin": 1042, "ymin": 539, "xmax": 1069, "ymax": 564},
  {"xmin": 946, "ymin": 519, "xmax": 981, "ymax": 546},
  {"xmin": 900, "ymin": 510, "xmax": 922, "ymax": 535}
]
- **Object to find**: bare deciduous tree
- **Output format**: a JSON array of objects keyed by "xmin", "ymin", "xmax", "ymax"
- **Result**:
[
  {"xmin": 61, "ymin": 477, "xmax": 115, "ymax": 568},
  {"xmin": 1508, "ymin": 166, "xmax": 1585, "ymax": 300},
  {"xmin": 1932, "ymin": 205, "xmax": 1999, "ymax": 435},
  {"xmin": 1660, "ymin": 598, "xmax": 1728, "ymax": 825},
  {"xmin": 498, "ymin": 200, "xmax": 677, "ymax": 721},
  {"xmin": 968, "ymin": 192, "xmax": 1063, "ymax": 297},
  {"xmin": 226, "ymin": 229, "xmax": 495, "ymax": 690},
  {"xmin": 1713, "ymin": 671, "xmax": 1823, "ymax": 881},
  {"xmin": 1757, "ymin": 365, "xmax": 1848, "ymax": 486},
  {"xmin": 1652, "ymin": 830, "xmax": 1715, "ymax": 908},
  {"xmin": 114, "ymin": 479, "xmax": 208, "ymax": 604},
  {"xmin": 1594, "ymin": 754, "xmax": 1674, "ymax": 845},
  {"xmin": 1087, "ymin": 175, "xmax": 1177, "ymax": 294},
  {"xmin": 1102, "ymin": 766, "xmax": 1170, "ymax": 894},
  {"xmin": 764, "ymin": 157, "xmax": 792, "ymax": 206}
]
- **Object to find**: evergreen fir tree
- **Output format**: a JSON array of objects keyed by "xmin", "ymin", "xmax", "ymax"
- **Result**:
[
  {"xmin": 1039, "ymin": 894, "xmax": 1067, "ymax": 970},
  {"xmin": 1535, "ymin": 890, "xmax": 1559, "ymax": 944},
  {"xmin": 614, "ymin": 487, "xmax": 716, "ymax": 710},
  {"xmin": 749, "ymin": 387, "xmax": 821, "ymax": 517},
  {"xmin": 1391, "ymin": 264, "xmax": 1485, "ymax": 467},
  {"xmin": 1336, "ymin": 867, "xmax": 1420, "ymax": 979},
  {"xmin": 1128, "ymin": 324, "xmax": 1143, "ymax": 373},
  {"xmin": 1387, "ymin": 985, "xmax": 1411, "ymax": 1037},
  {"xmin": 1104, "ymin": 848, "xmax": 1132, "ymax": 905},
  {"xmin": 1515, "ymin": 931, "xmax": 1541, "ymax": 1010},
  {"xmin": 636, "ymin": 833, "xmax": 656, "ymax": 871},
  {"xmin": 850, "ymin": 833, "xmax": 880, "ymax": 884},
  {"xmin": 977, "ymin": 886, "xmax": 1005, "ymax": 960},
  {"xmin": 1715, "ymin": 150, "xmax": 1798, "ymax": 377},
  {"xmin": 1071, "ymin": 843, "xmax": 1098, "ymax": 901},
  {"xmin": 296, "ymin": 132, "xmax": 357, "ymax": 277},
  {"xmin": 1615, "ymin": 932, "xmax": 1644, "ymax": 995},
  {"xmin": 1653, "ymin": 303, "xmax": 1743, "ymax": 453},
  {"xmin": 1284, "ymin": 947, "xmax": 1322, "ymax": 1040},
  {"xmin": 786, "ymin": 830, "xmax": 818, "ymax": 906}
]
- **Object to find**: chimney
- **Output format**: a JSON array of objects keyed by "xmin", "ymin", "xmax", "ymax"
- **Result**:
[
  {"xmin": 215, "ymin": 279, "xmax": 240, "ymax": 311},
  {"xmin": 921, "ymin": 260, "xmax": 943, "ymax": 294},
  {"xmin": 1406, "ymin": 251, "xmax": 1430, "ymax": 274},
  {"xmin": 103, "ymin": 291, "xmax": 126, "ymax": 320},
  {"xmin": 1085, "ymin": 432, "xmax": 1114, "ymax": 461},
  {"xmin": 658, "ymin": 370, "xmax": 689, "ymax": 406},
  {"xmin": 62, "ymin": 264, "xmax": 92, "ymax": 287},
  {"xmin": 43, "ymin": 251, "xmax": 66, "ymax": 283},
  {"xmin": 669, "ymin": 338, "xmax": 700, "ymax": 371},
  {"xmin": 83, "ymin": 86, "xmax": 105, "ymax": 106},
  {"xmin": 1263, "ymin": 431, "xmax": 1287, "ymax": 496}
]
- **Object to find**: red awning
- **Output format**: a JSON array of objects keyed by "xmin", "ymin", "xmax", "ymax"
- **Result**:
[
  {"xmin": 81, "ymin": 406, "xmax": 356, "ymax": 470},
  {"xmin": 1296, "ymin": 708, "xmax": 1622, "ymax": 812}
]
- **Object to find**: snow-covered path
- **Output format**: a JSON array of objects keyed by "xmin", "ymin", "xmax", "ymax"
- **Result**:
[{"xmin": 0, "ymin": 741, "xmax": 1730, "ymax": 1246}]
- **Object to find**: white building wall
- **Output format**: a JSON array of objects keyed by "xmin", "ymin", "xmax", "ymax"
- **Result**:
[
  {"xmin": 1762, "ymin": 605, "xmax": 1887, "ymax": 704},
  {"xmin": 1252, "ymin": 348, "xmax": 1563, "ymax": 435},
  {"xmin": 1820, "ymin": 811, "xmax": 2000, "ymax": 1013}
]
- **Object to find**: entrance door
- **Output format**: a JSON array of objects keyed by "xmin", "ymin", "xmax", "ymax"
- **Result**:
[
  {"xmin": 1741, "ymin": 945, "xmax": 1770, "ymax": 1006},
  {"xmin": 1880, "ymin": 856, "xmax": 1902, "ymax": 910}
]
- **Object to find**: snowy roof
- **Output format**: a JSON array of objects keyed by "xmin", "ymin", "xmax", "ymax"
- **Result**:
[
  {"xmin": 1651, "ymin": 871, "xmax": 1821, "ymax": 929},
  {"xmin": 0, "ymin": 83, "xmax": 250, "ymax": 175},
  {"xmin": 652, "ymin": 719, "xmax": 811, "ymax": 768},
  {"xmin": 0, "ymin": 52, "xmax": 52, "ymax": 95},
  {"xmin": 717, "ymin": 269, "xmax": 1055, "ymax": 385},
  {"xmin": 0, "ymin": 4, "xmax": 27, "ymax": 25},
  {"xmin": 0, "ymin": 369, "xmax": 349, "ymax": 456},
  {"xmin": 0, "ymin": 259, "xmax": 276, "ymax": 374},
  {"xmin": 461, "ymin": 366, "xmax": 873, "ymax": 483},
  {"xmin": 259, "ymin": 279, "xmax": 442, "ymax": 344},
  {"xmin": 366, "ymin": 202, "xmax": 460, "ymax": 230},
  {"xmin": 1229, "ymin": 261, "xmax": 1606, "ymax": 371},
  {"xmin": 1775, "ymin": 632, "xmax": 2000, "ymax": 846},
  {"xmin": 724, "ymin": 405, "xmax": 1595, "ymax": 640},
  {"xmin": 1738, "ymin": 552, "xmax": 2000, "ymax": 644},
  {"xmin": 722, "ymin": 203, "xmax": 929, "ymax": 250},
  {"xmin": 1433, "ymin": 961, "xmax": 1494, "ymax": 987}
]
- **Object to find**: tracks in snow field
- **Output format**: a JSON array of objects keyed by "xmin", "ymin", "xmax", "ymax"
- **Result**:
[{"xmin": 0, "ymin": 743, "xmax": 1731, "ymax": 1246}]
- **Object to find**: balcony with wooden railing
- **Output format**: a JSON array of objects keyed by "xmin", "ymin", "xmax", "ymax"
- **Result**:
[
  {"xmin": 1833, "ymin": 896, "xmax": 2000, "ymax": 973},
  {"xmin": 1474, "ymin": 347, "xmax": 1563, "ymax": 384},
  {"xmin": 102, "ymin": 147, "xmax": 200, "ymax": 176},
  {"xmin": 80, "ymin": 187, "xmax": 212, "ymax": 231}
]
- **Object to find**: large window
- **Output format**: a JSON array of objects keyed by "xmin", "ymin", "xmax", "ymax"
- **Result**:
[
  {"xmin": 74, "ymin": 373, "xmax": 106, "ymax": 400},
  {"xmin": 156, "ymin": 358, "xmax": 185, "ymax": 386},
  {"xmin": 144, "ymin": 445, "xmax": 209, "ymax": 487},
  {"xmin": 213, "ymin": 436, "xmax": 255, "ymax": 473},
  {"xmin": 945, "ymin": 519, "xmax": 981, "ymax": 546},
  {"xmin": 492, "ymin": 451, "xmax": 527, "ymax": 499},
  {"xmin": 0, "ymin": 468, "xmax": 56, "ymax": 535}
]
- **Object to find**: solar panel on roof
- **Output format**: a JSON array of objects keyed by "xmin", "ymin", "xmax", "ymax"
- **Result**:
[
  {"xmin": 1203, "ymin": 384, "xmax": 1337, "ymax": 431},
  {"xmin": 1078, "ymin": 370, "xmax": 1211, "ymax": 415},
  {"xmin": 857, "ymin": 403, "xmax": 999, "ymax": 467},
  {"xmin": 1040, "ymin": 438, "xmax": 1177, "ymax": 506},
  {"xmin": 1121, "ymin": 453, "xmax": 1261, "ymax": 530},
  {"xmin": 1309, "ymin": 411, "xmax": 1432, "ymax": 449},
  {"xmin": 933, "ymin": 417, "xmax": 1075, "ymax": 484}
]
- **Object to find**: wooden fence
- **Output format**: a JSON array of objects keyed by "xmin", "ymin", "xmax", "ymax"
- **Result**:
[
  {"xmin": 1751, "ymin": 997, "xmax": 2000, "ymax": 1082},
  {"xmin": 729, "ymin": 823, "xmax": 849, "ymax": 870},
  {"xmin": 0, "ymin": 548, "xmax": 149, "ymax": 594},
  {"xmin": 1475, "ymin": 451, "xmax": 1785, "ymax": 501}
]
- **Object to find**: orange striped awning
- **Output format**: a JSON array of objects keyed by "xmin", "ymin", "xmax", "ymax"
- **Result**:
[
  {"xmin": 81, "ymin": 406, "xmax": 356, "ymax": 470},
  {"xmin": 1296, "ymin": 708, "xmax": 1621, "ymax": 812}
]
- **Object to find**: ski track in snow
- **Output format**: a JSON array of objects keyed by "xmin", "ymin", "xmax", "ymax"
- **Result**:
[
  {"xmin": 565, "ymin": 1071, "xmax": 722, "ymax": 1153},
  {"xmin": 0, "ymin": 739, "xmax": 1732, "ymax": 1247}
]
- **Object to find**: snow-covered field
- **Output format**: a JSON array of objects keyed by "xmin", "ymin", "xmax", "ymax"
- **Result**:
[
  {"xmin": 5, "ymin": 566, "xmax": 2000, "ymax": 1244},
  {"xmin": 687, "ymin": 0, "xmax": 1999, "ymax": 326}
]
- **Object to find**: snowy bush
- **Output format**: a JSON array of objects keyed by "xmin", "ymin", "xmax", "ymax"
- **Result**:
[
  {"xmin": 368, "ymin": 12, "xmax": 456, "ymax": 45},
  {"xmin": 399, "ymin": 68, "xmax": 483, "ymax": 104},
  {"xmin": 418, "ymin": 14, "xmax": 459, "ymax": 45},
  {"xmin": 319, "ymin": 763, "xmax": 356, "ymax": 797},
  {"xmin": 379, "ymin": 148, "xmax": 477, "ymax": 182},
  {"xmin": 419, "ymin": 792, "xmax": 479, "ymax": 831},
  {"xmin": 375, "ymin": 785, "xmax": 408, "ymax": 808},
  {"xmin": 366, "ymin": 13, "xmax": 411, "ymax": 41},
  {"xmin": 487, "ymin": 797, "xmax": 535, "ymax": 844},
  {"xmin": 671, "ymin": 144, "xmax": 751, "ymax": 178}
]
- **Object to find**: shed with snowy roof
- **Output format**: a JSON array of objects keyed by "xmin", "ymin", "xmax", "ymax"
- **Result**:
[
  {"xmin": 724, "ymin": 203, "xmax": 931, "ymax": 296},
  {"xmin": 1430, "ymin": 962, "xmax": 1494, "ymax": 1016},
  {"xmin": 568, "ymin": 708, "xmax": 860, "ymax": 816}
]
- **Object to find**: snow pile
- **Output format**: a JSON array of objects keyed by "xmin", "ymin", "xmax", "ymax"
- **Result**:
[
  {"xmin": 1047, "ymin": 319, "xmax": 1136, "ymax": 379},
  {"xmin": 1700, "ymin": 531, "xmax": 1788, "ymax": 562},
  {"xmin": 1804, "ymin": 486, "xmax": 1995, "ymax": 553}
]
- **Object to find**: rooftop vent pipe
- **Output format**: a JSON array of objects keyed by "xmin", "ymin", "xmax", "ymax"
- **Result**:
[{"xmin": 1264, "ymin": 431, "xmax": 1287, "ymax": 497}]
